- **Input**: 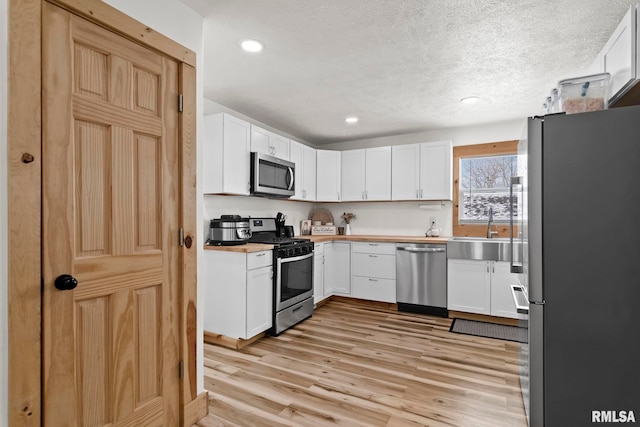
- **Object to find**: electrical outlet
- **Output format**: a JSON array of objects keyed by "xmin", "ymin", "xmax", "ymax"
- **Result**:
[{"xmin": 429, "ymin": 216, "xmax": 437, "ymax": 227}]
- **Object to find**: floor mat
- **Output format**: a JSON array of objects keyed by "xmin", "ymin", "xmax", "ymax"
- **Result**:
[{"xmin": 449, "ymin": 318, "xmax": 528, "ymax": 343}]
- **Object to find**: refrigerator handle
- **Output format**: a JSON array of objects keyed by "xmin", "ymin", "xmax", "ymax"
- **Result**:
[{"xmin": 510, "ymin": 176, "xmax": 524, "ymax": 273}]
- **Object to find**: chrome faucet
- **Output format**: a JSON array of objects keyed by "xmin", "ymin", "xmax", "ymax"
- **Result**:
[{"xmin": 486, "ymin": 206, "xmax": 498, "ymax": 239}]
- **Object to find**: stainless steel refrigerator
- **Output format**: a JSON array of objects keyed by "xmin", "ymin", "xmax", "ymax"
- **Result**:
[{"xmin": 510, "ymin": 106, "xmax": 640, "ymax": 426}]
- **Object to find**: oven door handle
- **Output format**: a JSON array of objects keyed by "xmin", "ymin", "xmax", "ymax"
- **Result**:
[{"xmin": 278, "ymin": 252, "xmax": 313, "ymax": 264}]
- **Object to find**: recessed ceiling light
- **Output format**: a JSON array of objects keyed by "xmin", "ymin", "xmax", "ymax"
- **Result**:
[
  {"xmin": 240, "ymin": 39, "xmax": 263, "ymax": 53},
  {"xmin": 460, "ymin": 96, "xmax": 480, "ymax": 105},
  {"xmin": 345, "ymin": 116, "xmax": 358, "ymax": 124}
]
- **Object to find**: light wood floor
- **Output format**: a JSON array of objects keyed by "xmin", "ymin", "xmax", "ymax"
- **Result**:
[{"xmin": 195, "ymin": 299, "xmax": 527, "ymax": 427}]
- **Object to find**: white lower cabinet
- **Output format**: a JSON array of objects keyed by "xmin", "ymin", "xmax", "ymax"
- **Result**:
[
  {"xmin": 203, "ymin": 250, "xmax": 273, "ymax": 339},
  {"xmin": 350, "ymin": 243, "xmax": 396, "ymax": 303},
  {"xmin": 324, "ymin": 242, "xmax": 351, "ymax": 295},
  {"xmin": 246, "ymin": 265, "xmax": 274, "ymax": 337},
  {"xmin": 313, "ymin": 243, "xmax": 326, "ymax": 304},
  {"xmin": 490, "ymin": 261, "xmax": 520, "ymax": 319},
  {"xmin": 447, "ymin": 259, "xmax": 518, "ymax": 318}
]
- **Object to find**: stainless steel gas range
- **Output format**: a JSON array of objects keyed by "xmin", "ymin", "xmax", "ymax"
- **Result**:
[{"xmin": 248, "ymin": 218, "xmax": 314, "ymax": 335}]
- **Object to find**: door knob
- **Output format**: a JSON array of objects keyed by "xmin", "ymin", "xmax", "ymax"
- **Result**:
[{"xmin": 54, "ymin": 274, "xmax": 78, "ymax": 291}]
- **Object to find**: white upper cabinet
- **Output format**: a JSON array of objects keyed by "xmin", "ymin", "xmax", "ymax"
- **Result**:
[
  {"xmin": 592, "ymin": 5, "xmax": 640, "ymax": 105},
  {"xmin": 250, "ymin": 124, "xmax": 290, "ymax": 160},
  {"xmin": 302, "ymin": 144, "xmax": 317, "ymax": 201},
  {"xmin": 365, "ymin": 147, "xmax": 392, "ymax": 200},
  {"xmin": 603, "ymin": 6, "xmax": 637, "ymax": 103},
  {"xmin": 392, "ymin": 140, "xmax": 452, "ymax": 200},
  {"xmin": 341, "ymin": 149, "xmax": 366, "ymax": 201},
  {"xmin": 289, "ymin": 140, "xmax": 317, "ymax": 201},
  {"xmin": 419, "ymin": 141, "xmax": 452, "ymax": 200},
  {"xmin": 391, "ymin": 143, "xmax": 420, "ymax": 200},
  {"xmin": 341, "ymin": 147, "xmax": 392, "ymax": 201},
  {"xmin": 316, "ymin": 150, "xmax": 342, "ymax": 201},
  {"xmin": 203, "ymin": 113, "xmax": 251, "ymax": 195}
]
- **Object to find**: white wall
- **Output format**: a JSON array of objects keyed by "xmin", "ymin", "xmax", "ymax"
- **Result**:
[
  {"xmin": 321, "ymin": 201, "xmax": 452, "ymax": 237},
  {"xmin": 1, "ymin": 0, "xmax": 9, "ymax": 423},
  {"xmin": 204, "ymin": 196, "xmax": 314, "ymax": 238}
]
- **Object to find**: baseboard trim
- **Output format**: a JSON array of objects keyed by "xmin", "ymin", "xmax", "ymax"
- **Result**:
[
  {"xmin": 448, "ymin": 310, "xmax": 519, "ymax": 326},
  {"xmin": 329, "ymin": 295, "xmax": 398, "ymax": 311},
  {"xmin": 203, "ymin": 330, "xmax": 266, "ymax": 350},
  {"xmin": 183, "ymin": 390, "xmax": 208, "ymax": 426}
]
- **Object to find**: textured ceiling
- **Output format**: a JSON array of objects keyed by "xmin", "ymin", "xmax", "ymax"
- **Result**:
[{"xmin": 181, "ymin": 0, "xmax": 638, "ymax": 144}]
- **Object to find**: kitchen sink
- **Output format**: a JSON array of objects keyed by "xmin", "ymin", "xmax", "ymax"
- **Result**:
[{"xmin": 447, "ymin": 237, "xmax": 516, "ymax": 262}]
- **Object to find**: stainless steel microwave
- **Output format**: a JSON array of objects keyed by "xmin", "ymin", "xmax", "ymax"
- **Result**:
[{"xmin": 250, "ymin": 152, "xmax": 295, "ymax": 198}]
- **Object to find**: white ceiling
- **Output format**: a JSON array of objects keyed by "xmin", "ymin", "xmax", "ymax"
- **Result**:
[{"xmin": 181, "ymin": 0, "xmax": 637, "ymax": 145}]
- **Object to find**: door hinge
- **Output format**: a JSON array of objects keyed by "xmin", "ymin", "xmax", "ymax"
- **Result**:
[
  {"xmin": 178, "ymin": 94, "xmax": 183, "ymax": 113},
  {"xmin": 179, "ymin": 228, "xmax": 185, "ymax": 247},
  {"xmin": 179, "ymin": 360, "xmax": 184, "ymax": 379}
]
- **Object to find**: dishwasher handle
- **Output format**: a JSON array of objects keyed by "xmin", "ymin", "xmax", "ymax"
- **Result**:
[{"xmin": 397, "ymin": 246, "xmax": 445, "ymax": 253}]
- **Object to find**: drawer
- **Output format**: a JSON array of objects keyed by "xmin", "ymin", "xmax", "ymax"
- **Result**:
[
  {"xmin": 247, "ymin": 250, "xmax": 272, "ymax": 270},
  {"xmin": 351, "ymin": 242, "xmax": 396, "ymax": 255},
  {"xmin": 314, "ymin": 243, "xmax": 324, "ymax": 254},
  {"xmin": 351, "ymin": 253, "xmax": 396, "ymax": 279},
  {"xmin": 351, "ymin": 276, "xmax": 396, "ymax": 303}
]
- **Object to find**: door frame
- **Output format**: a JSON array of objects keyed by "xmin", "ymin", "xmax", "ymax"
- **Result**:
[{"xmin": 7, "ymin": 0, "xmax": 204, "ymax": 425}]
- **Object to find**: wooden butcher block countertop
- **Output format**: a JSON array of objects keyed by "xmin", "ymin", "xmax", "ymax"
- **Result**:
[
  {"xmin": 306, "ymin": 235, "xmax": 450, "ymax": 244},
  {"xmin": 204, "ymin": 235, "xmax": 450, "ymax": 252},
  {"xmin": 204, "ymin": 242, "xmax": 275, "ymax": 253}
]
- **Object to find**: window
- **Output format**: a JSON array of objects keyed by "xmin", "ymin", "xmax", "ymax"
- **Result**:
[
  {"xmin": 459, "ymin": 154, "xmax": 517, "ymax": 223},
  {"xmin": 453, "ymin": 140, "xmax": 518, "ymax": 237}
]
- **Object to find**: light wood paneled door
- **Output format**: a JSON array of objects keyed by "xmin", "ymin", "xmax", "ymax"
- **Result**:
[{"xmin": 42, "ymin": 2, "xmax": 181, "ymax": 426}]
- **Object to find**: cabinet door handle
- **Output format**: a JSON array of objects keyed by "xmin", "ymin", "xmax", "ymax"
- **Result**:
[{"xmin": 420, "ymin": 189, "xmax": 423, "ymax": 198}]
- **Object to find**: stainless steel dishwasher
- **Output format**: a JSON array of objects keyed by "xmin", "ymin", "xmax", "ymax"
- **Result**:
[{"xmin": 396, "ymin": 243, "xmax": 448, "ymax": 317}]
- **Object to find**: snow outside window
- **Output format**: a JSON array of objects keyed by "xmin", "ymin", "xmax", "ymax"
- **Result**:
[{"xmin": 459, "ymin": 154, "xmax": 517, "ymax": 224}]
